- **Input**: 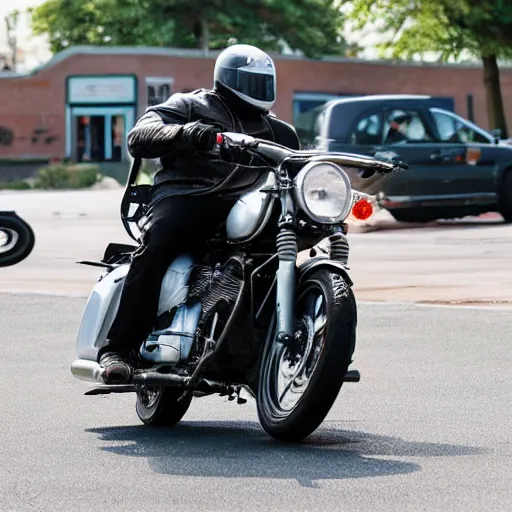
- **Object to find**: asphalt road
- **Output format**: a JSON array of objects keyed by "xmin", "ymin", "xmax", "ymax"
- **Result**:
[
  {"xmin": 1, "ymin": 294, "xmax": 511, "ymax": 512},
  {"xmin": 1, "ymin": 189, "xmax": 512, "ymax": 306}
]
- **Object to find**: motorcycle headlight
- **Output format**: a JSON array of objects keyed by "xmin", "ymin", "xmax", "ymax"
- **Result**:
[{"xmin": 294, "ymin": 162, "xmax": 352, "ymax": 224}]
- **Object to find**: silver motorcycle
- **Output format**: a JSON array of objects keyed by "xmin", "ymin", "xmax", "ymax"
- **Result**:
[{"xmin": 71, "ymin": 132, "xmax": 405, "ymax": 442}]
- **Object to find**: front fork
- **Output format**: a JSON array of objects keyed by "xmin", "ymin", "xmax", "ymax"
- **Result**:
[{"xmin": 275, "ymin": 190, "xmax": 298, "ymax": 345}]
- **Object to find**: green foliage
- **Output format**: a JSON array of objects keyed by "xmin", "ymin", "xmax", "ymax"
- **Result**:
[
  {"xmin": 346, "ymin": 0, "xmax": 512, "ymax": 61},
  {"xmin": 34, "ymin": 163, "xmax": 102, "ymax": 189},
  {"xmin": 30, "ymin": 0, "xmax": 348, "ymax": 58},
  {"xmin": 0, "ymin": 181, "xmax": 32, "ymax": 190}
]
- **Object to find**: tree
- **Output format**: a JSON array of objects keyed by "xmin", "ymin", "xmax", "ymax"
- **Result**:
[
  {"xmin": 30, "ymin": 0, "xmax": 349, "ymax": 59},
  {"xmin": 346, "ymin": 0, "xmax": 512, "ymax": 138}
]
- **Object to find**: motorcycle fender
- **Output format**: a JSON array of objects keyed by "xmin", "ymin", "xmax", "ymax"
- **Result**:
[
  {"xmin": 76, "ymin": 264, "xmax": 130, "ymax": 361},
  {"xmin": 298, "ymin": 256, "xmax": 353, "ymax": 287}
]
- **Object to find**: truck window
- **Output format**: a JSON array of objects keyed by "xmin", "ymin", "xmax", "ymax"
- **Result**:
[
  {"xmin": 349, "ymin": 114, "xmax": 383, "ymax": 145},
  {"xmin": 295, "ymin": 106, "xmax": 325, "ymax": 148}
]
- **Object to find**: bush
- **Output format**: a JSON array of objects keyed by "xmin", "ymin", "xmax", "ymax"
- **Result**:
[
  {"xmin": 34, "ymin": 163, "xmax": 102, "ymax": 189},
  {"xmin": 0, "ymin": 181, "xmax": 32, "ymax": 190}
]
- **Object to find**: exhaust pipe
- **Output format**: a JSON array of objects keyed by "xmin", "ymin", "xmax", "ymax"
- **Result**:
[{"xmin": 71, "ymin": 359, "xmax": 105, "ymax": 383}]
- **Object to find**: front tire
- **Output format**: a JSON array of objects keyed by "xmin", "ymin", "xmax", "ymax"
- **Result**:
[
  {"xmin": 257, "ymin": 269, "xmax": 357, "ymax": 442},
  {"xmin": 498, "ymin": 169, "xmax": 512, "ymax": 223},
  {"xmin": 0, "ymin": 214, "xmax": 35, "ymax": 267},
  {"xmin": 136, "ymin": 387, "xmax": 192, "ymax": 427}
]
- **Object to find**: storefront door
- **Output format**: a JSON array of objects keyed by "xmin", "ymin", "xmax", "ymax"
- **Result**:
[{"xmin": 67, "ymin": 106, "xmax": 135, "ymax": 163}]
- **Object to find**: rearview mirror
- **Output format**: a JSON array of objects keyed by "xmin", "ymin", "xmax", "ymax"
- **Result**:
[{"xmin": 491, "ymin": 128, "xmax": 502, "ymax": 143}]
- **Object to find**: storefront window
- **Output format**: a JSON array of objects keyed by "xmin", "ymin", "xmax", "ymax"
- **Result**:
[{"xmin": 146, "ymin": 77, "xmax": 174, "ymax": 106}]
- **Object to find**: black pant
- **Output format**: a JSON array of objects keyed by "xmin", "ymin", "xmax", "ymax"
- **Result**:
[{"xmin": 102, "ymin": 194, "xmax": 235, "ymax": 357}]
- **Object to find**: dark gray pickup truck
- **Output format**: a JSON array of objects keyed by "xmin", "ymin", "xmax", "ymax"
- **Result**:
[{"xmin": 295, "ymin": 94, "xmax": 512, "ymax": 222}]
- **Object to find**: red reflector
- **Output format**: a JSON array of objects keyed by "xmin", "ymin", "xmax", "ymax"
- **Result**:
[
  {"xmin": 352, "ymin": 198, "xmax": 373, "ymax": 220},
  {"xmin": 216, "ymin": 133, "xmax": 224, "ymax": 144}
]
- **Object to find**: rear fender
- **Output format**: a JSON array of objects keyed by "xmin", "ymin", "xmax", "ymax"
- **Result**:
[
  {"xmin": 76, "ymin": 264, "xmax": 130, "ymax": 361},
  {"xmin": 298, "ymin": 257, "xmax": 353, "ymax": 287}
]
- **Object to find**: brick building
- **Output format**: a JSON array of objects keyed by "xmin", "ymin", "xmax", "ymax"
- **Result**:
[{"xmin": 0, "ymin": 45, "xmax": 511, "ymax": 164}]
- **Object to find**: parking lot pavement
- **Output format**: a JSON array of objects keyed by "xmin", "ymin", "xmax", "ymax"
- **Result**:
[{"xmin": 1, "ymin": 189, "xmax": 511, "ymax": 307}]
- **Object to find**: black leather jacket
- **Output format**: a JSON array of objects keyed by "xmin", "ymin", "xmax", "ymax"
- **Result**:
[{"xmin": 127, "ymin": 85, "xmax": 300, "ymax": 201}]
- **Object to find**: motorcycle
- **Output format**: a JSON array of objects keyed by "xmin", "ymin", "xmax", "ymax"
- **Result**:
[
  {"xmin": 0, "ymin": 211, "xmax": 35, "ymax": 267},
  {"xmin": 71, "ymin": 133, "xmax": 405, "ymax": 442}
]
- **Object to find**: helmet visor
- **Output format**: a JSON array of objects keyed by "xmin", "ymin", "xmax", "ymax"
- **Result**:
[{"xmin": 221, "ymin": 67, "xmax": 275, "ymax": 102}]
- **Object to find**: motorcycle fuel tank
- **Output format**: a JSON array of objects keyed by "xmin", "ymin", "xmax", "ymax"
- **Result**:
[{"xmin": 226, "ymin": 172, "xmax": 276, "ymax": 243}]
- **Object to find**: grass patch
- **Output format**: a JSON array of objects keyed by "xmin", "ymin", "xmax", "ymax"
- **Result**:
[{"xmin": 34, "ymin": 163, "xmax": 102, "ymax": 189}]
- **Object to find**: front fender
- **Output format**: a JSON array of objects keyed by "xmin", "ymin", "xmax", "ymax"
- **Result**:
[{"xmin": 298, "ymin": 256, "xmax": 353, "ymax": 287}]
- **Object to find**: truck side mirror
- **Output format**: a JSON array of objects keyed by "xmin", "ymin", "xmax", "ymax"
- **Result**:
[{"xmin": 491, "ymin": 128, "xmax": 502, "ymax": 144}]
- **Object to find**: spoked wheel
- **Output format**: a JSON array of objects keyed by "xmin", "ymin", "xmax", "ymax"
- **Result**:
[
  {"xmin": 257, "ymin": 269, "xmax": 357, "ymax": 442},
  {"xmin": 136, "ymin": 386, "xmax": 192, "ymax": 427},
  {"xmin": 0, "ymin": 214, "xmax": 35, "ymax": 267}
]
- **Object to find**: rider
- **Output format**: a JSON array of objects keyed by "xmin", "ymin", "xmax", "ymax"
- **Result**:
[
  {"xmin": 99, "ymin": 44, "xmax": 301, "ymax": 383},
  {"xmin": 385, "ymin": 111, "xmax": 412, "ymax": 144}
]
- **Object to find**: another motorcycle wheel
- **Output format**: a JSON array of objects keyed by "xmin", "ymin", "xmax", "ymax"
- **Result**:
[
  {"xmin": 257, "ymin": 269, "xmax": 357, "ymax": 442},
  {"xmin": 0, "ymin": 214, "xmax": 35, "ymax": 267},
  {"xmin": 135, "ymin": 386, "xmax": 192, "ymax": 427}
]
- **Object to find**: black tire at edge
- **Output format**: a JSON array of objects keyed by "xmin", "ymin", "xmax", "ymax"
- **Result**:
[
  {"xmin": 498, "ymin": 169, "xmax": 512, "ymax": 223},
  {"xmin": 0, "ymin": 215, "xmax": 35, "ymax": 267}
]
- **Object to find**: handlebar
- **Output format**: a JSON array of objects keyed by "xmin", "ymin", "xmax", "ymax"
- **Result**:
[{"xmin": 215, "ymin": 132, "xmax": 408, "ymax": 174}]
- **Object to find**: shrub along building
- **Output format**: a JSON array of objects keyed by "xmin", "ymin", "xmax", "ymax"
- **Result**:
[{"xmin": 1, "ymin": 45, "xmax": 512, "ymax": 172}]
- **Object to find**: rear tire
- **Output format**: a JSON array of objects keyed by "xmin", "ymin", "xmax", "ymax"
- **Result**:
[
  {"xmin": 0, "ymin": 214, "xmax": 35, "ymax": 267},
  {"xmin": 257, "ymin": 269, "xmax": 357, "ymax": 442},
  {"xmin": 498, "ymin": 169, "xmax": 512, "ymax": 223},
  {"xmin": 136, "ymin": 387, "xmax": 192, "ymax": 427},
  {"xmin": 389, "ymin": 210, "xmax": 435, "ymax": 223}
]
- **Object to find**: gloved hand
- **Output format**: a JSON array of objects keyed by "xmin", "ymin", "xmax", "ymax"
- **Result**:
[{"xmin": 181, "ymin": 121, "xmax": 220, "ymax": 151}]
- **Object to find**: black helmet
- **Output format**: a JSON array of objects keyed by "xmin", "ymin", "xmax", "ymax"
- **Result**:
[{"xmin": 214, "ymin": 44, "xmax": 276, "ymax": 110}]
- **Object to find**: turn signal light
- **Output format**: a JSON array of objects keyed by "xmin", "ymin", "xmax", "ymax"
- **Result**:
[{"xmin": 351, "ymin": 198, "xmax": 373, "ymax": 220}]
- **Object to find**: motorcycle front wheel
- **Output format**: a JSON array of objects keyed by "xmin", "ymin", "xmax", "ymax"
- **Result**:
[
  {"xmin": 0, "ymin": 214, "xmax": 35, "ymax": 267},
  {"xmin": 257, "ymin": 269, "xmax": 357, "ymax": 442}
]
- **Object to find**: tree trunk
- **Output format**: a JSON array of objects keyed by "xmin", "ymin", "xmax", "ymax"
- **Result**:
[
  {"xmin": 482, "ymin": 54, "xmax": 508, "ymax": 139},
  {"xmin": 200, "ymin": 19, "xmax": 209, "ymax": 55}
]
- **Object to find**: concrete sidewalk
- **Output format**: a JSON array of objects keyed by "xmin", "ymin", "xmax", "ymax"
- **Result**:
[{"xmin": 1, "ymin": 189, "xmax": 511, "ymax": 307}]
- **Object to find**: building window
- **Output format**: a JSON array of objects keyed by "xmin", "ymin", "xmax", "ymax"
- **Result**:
[{"xmin": 146, "ymin": 77, "xmax": 174, "ymax": 107}]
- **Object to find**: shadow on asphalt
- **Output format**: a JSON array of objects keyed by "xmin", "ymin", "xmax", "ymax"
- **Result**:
[{"xmin": 87, "ymin": 421, "xmax": 485, "ymax": 486}]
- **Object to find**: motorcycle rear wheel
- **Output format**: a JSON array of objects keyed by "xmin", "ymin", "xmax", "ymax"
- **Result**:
[
  {"xmin": 257, "ymin": 269, "xmax": 357, "ymax": 442},
  {"xmin": 0, "ymin": 214, "xmax": 35, "ymax": 267},
  {"xmin": 136, "ymin": 386, "xmax": 192, "ymax": 427}
]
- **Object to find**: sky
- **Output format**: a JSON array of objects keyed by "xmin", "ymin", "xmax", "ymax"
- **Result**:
[{"xmin": 0, "ymin": 0, "xmax": 51, "ymax": 70}]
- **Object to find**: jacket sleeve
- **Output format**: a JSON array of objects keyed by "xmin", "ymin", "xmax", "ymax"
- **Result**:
[{"xmin": 127, "ymin": 95, "xmax": 191, "ymax": 159}]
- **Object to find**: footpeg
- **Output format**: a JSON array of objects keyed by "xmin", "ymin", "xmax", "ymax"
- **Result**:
[{"xmin": 84, "ymin": 384, "xmax": 136, "ymax": 395}]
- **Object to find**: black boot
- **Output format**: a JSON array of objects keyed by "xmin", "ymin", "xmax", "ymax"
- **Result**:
[{"xmin": 99, "ymin": 352, "xmax": 132, "ymax": 384}]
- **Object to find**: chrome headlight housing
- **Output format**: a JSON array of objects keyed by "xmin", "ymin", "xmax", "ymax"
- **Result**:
[{"xmin": 294, "ymin": 162, "xmax": 353, "ymax": 224}]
